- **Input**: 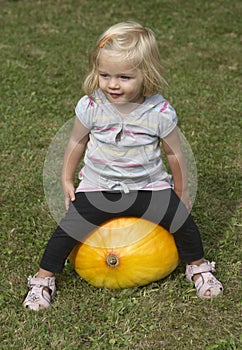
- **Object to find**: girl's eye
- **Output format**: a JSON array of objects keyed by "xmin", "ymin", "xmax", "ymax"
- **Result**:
[
  {"xmin": 99, "ymin": 73, "xmax": 109, "ymax": 78},
  {"xmin": 120, "ymin": 76, "xmax": 130, "ymax": 80}
]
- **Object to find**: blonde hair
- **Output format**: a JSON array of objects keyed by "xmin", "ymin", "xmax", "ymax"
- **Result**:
[{"xmin": 83, "ymin": 21, "xmax": 166, "ymax": 97}]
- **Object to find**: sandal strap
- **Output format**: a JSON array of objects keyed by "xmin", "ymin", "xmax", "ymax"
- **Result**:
[
  {"xmin": 27, "ymin": 275, "xmax": 56, "ymax": 295},
  {"xmin": 186, "ymin": 261, "xmax": 216, "ymax": 282}
]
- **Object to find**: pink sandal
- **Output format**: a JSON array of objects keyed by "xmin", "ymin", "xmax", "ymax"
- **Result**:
[
  {"xmin": 186, "ymin": 261, "xmax": 223, "ymax": 299},
  {"xmin": 23, "ymin": 275, "xmax": 56, "ymax": 311}
]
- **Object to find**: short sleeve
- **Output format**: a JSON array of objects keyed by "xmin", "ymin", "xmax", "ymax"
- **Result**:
[
  {"xmin": 157, "ymin": 101, "xmax": 178, "ymax": 138},
  {"xmin": 75, "ymin": 95, "xmax": 95, "ymax": 129}
]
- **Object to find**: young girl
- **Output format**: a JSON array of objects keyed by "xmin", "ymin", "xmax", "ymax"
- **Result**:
[{"xmin": 24, "ymin": 21, "xmax": 223, "ymax": 310}]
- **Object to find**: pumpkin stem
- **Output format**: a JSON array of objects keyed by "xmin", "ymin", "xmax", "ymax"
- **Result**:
[{"xmin": 106, "ymin": 253, "xmax": 119, "ymax": 267}]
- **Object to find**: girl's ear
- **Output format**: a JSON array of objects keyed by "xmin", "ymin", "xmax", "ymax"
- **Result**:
[{"xmin": 142, "ymin": 84, "xmax": 148, "ymax": 97}]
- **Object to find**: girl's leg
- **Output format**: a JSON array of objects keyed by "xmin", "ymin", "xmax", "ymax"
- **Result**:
[
  {"xmin": 39, "ymin": 191, "xmax": 128, "ymax": 274},
  {"xmin": 122, "ymin": 189, "xmax": 205, "ymax": 262},
  {"xmin": 124, "ymin": 190, "xmax": 222, "ymax": 298},
  {"xmin": 24, "ymin": 191, "xmax": 127, "ymax": 310}
]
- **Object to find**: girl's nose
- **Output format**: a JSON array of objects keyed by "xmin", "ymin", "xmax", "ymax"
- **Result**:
[{"xmin": 108, "ymin": 77, "xmax": 119, "ymax": 89}]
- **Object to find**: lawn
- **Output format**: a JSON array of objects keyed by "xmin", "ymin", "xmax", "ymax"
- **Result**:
[{"xmin": 0, "ymin": 0, "xmax": 241, "ymax": 349}]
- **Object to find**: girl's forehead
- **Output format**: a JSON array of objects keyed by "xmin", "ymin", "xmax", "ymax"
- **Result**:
[{"xmin": 98, "ymin": 50, "xmax": 138, "ymax": 72}]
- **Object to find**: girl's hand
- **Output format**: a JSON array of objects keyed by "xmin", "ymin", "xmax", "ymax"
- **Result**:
[{"xmin": 63, "ymin": 181, "xmax": 76, "ymax": 211}]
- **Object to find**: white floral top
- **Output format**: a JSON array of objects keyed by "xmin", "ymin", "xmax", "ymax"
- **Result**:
[{"xmin": 75, "ymin": 89, "xmax": 177, "ymax": 193}]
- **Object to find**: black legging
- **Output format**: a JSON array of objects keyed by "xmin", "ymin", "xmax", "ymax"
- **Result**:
[{"xmin": 40, "ymin": 189, "xmax": 204, "ymax": 273}]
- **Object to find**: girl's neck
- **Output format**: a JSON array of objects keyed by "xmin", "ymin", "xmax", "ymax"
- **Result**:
[{"xmin": 112, "ymin": 101, "xmax": 144, "ymax": 118}]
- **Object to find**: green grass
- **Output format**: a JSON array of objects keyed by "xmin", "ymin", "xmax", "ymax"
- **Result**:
[{"xmin": 0, "ymin": 0, "xmax": 241, "ymax": 349}]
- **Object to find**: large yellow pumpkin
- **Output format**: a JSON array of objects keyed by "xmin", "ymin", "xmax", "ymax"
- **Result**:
[{"xmin": 69, "ymin": 217, "xmax": 179, "ymax": 289}]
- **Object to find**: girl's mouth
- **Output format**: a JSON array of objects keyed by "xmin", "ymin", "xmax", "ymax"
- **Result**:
[{"xmin": 109, "ymin": 93, "xmax": 122, "ymax": 99}]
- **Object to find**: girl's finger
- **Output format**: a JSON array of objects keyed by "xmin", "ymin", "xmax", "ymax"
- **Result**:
[
  {"xmin": 65, "ymin": 197, "xmax": 70, "ymax": 211},
  {"xmin": 69, "ymin": 191, "xmax": 76, "ymax": 202}
]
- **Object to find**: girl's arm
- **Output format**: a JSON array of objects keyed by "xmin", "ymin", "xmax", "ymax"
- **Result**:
[
  {"xmin": 162, "ymin": 126, "xmax": 192, "ymax": 210},
  {"xmin": 62, "ymin": 117, "xmax": 90, "ymax": 210}
]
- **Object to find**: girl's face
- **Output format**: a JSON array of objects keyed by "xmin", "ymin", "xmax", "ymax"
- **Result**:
[{"xmin": 98, "ymin": 50, "xmax": 145, "ymax": 104}]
